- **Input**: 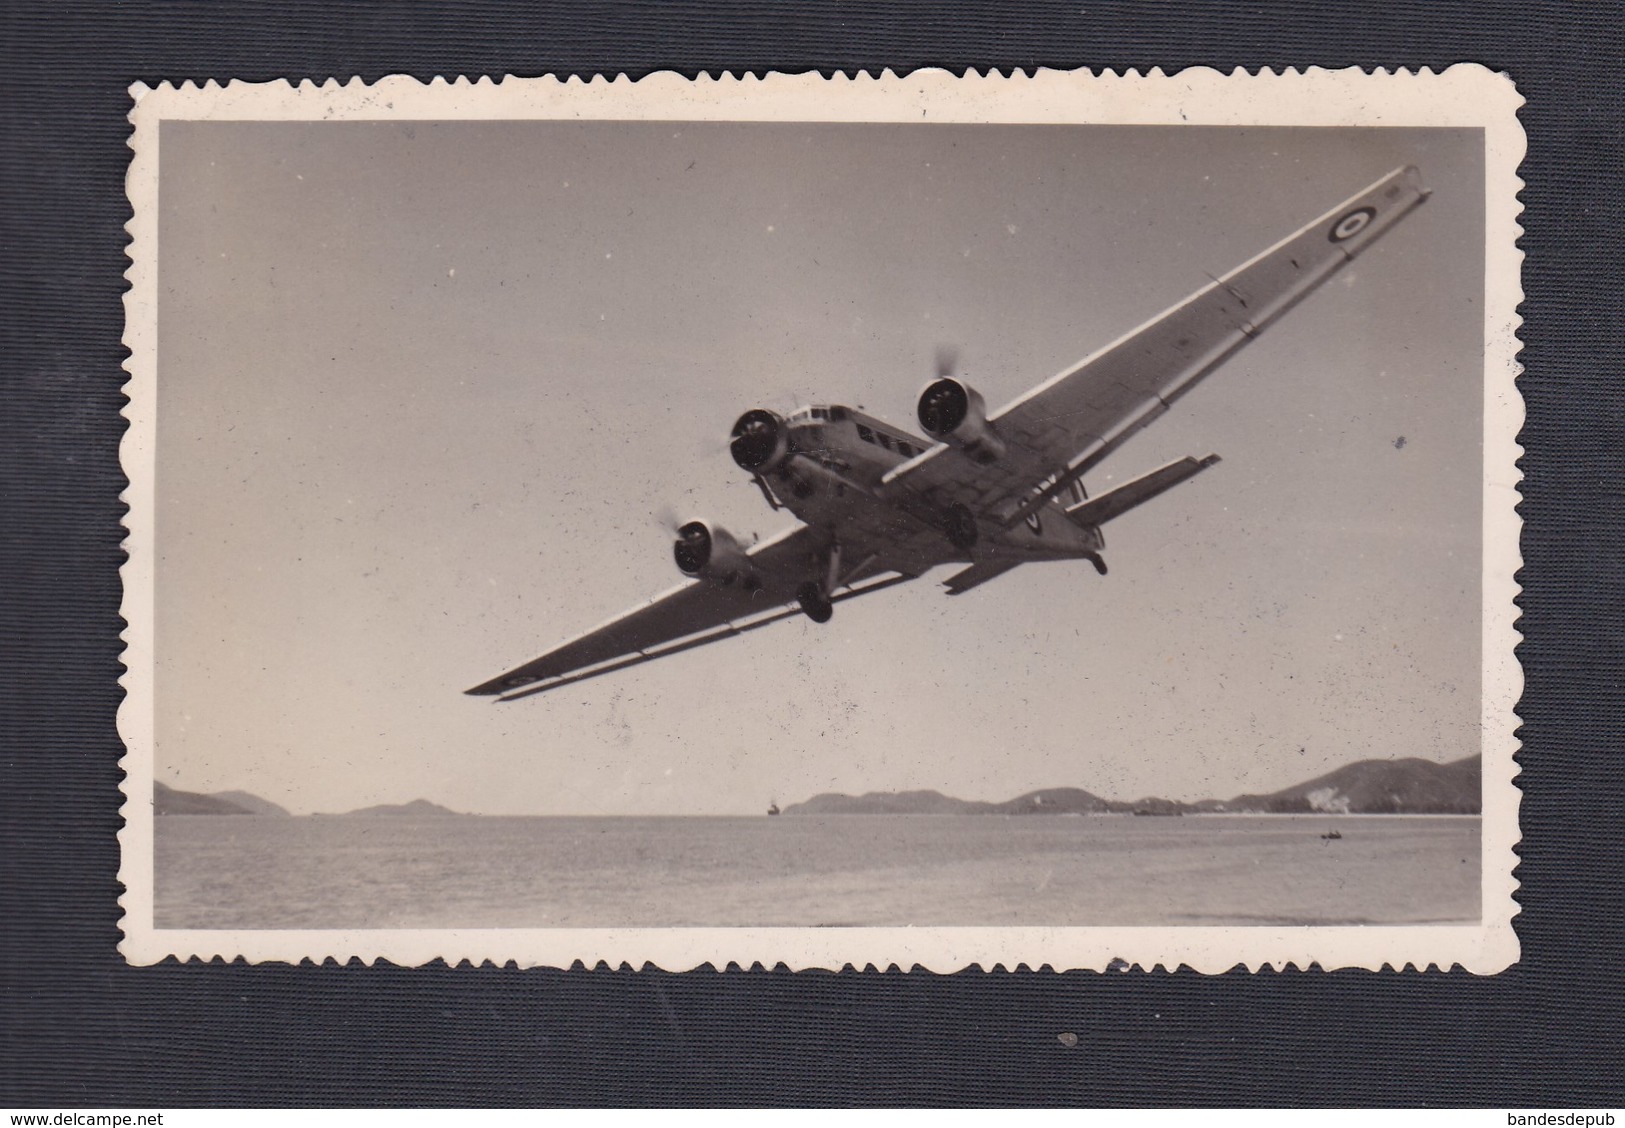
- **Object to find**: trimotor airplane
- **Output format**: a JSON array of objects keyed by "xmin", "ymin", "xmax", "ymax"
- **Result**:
[{"xmin": 469, "ymin": 166, "xmax": 1430, "ymax": 701}]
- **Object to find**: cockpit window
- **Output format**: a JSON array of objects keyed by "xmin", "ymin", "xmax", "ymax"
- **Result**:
[
  {"xmin": 856, "ymin": 423, "xmax": 875, "ymax": 443},
  {"xmin": 829, "ymin": 406, "xmax": 849, "ymax": 421},
  {"xmin": 811, "ymin": 407, "xmax": 828, "ymax": 421},
  {"xmin": 875, "ymin": 432, "xmax": 896, "ymax": 451},
  {"xmin": 897, "ymin": 441, "xmax": 916, "ymax": 457}
]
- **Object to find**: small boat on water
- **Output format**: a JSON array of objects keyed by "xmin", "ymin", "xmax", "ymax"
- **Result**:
[
  {"xmin": 767, "ymin": 802, "xmax": 780, "ymax": 817},
  {"xmin": 1321, "ymin": 829, "xmax": 1343, "ymax": 840}
]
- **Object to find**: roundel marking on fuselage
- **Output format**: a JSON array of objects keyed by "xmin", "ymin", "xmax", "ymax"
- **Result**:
[{"xmin": 1329, "ymin": 206, "xmax": 1376, "ymax": 243}]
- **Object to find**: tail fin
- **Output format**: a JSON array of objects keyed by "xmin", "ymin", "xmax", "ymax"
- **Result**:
[{"xmin": 1066, "ymin": 454, "xmax": 1220, "ymax": 528}]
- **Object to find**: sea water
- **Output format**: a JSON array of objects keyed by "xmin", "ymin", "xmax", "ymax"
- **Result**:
[{"xmin": 154, "ymin": 814, "xmax": 1480, "ymax": 930}]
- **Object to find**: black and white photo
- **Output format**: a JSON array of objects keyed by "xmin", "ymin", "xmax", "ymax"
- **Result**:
[{"xmin": 118, "ymin": 68, "xmax": 1524, "ymax": 971}]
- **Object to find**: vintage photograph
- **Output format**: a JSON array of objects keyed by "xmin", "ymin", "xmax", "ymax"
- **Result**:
[{"xmin": 119, "ymin": 69, "xmax": 1524, "ymax": 970}]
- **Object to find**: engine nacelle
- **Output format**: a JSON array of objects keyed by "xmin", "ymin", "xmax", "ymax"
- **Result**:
[
  {"xmin": 916, "ymin": 378, "xmax": 1007, "ymax": 464},
  {"xmin": 673, "ymin": 520, "xmax": 759, "ymax": 589},
  {"xmin": 730, "ymin": 408, "xmax": 792, "ymax": 473}
]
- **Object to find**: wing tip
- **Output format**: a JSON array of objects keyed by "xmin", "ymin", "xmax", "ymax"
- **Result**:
[
  {"xmin": 1396, "ymin": 164, "xmax": 1431, "ymax": 203},
  {"xmin": 466, "ymin": 676, "xmax": 529, "ymax": 697}
]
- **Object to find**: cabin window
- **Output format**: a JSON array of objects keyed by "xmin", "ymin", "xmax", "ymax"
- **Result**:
[
  {"xmin": 856, "ymin": 424, "xmax": 875, "ymax": 443},
  {"xmin": 811, "ymin": 407, "xmax": 828, "ymax": 420},
  {"xmin": 876, "ymin": 433, "xmax": 895, "ymax": 451},
  {"xmin": 897, "ymin": 441, "xmax": 916, "ymax": 457},
  {"xmin": 829, "ymin": 406, "xmax": 849, "ymax": 421}
]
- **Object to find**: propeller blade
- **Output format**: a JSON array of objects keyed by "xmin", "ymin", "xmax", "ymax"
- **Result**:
[{"xmin": 652, "ymin": 503, "xmax": 682, "ymax": 534}]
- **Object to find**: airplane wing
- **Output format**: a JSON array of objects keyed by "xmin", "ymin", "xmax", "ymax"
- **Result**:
[
  {"xmin": 882, "ymin": 165, "xmax": 1430, "ymax": 521},
  {"xmin": 466, "ymin": 525, "xmax": 910, "ymax": 700}
]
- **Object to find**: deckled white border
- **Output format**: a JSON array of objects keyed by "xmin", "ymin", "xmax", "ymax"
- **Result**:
[{"xmin": 120, "ymin": 66, "xmax": 1525, "ymax": 971}]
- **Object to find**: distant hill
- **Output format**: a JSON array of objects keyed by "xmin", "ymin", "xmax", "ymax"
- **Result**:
[
  {"xmin": 781, "ymin": 755, "xmax": 1480, "ymax": 817},
  {"xmin": 995, "ymin": 787, "xmax": 1115, "ymax": 816},
  {"xmin": 155, "ymin": 781, "xmax": 255, "ymax": 815},
  {"xmin": 786, "ymin": 790, "xmax": 996, "ymax": 815},
  {"xmin": 210, "ymin": 789, "xmax": 290, "ymax": 817},
  {"xmin": 337, "ymin": 798, "xmax": 464, "ymax": 817},
  {"xmin": 1225, "ymin": 755, "xmax": 1480, "ymax": 815},
  {"xmin": 153, "ymin": 782, "xmax": 466, "ymax": 817}
]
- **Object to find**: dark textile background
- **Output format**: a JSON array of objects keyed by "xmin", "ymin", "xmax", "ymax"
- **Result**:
[{"xmin": 3, "ymin": 0, "xmax": 1622, "ymax": 1107}]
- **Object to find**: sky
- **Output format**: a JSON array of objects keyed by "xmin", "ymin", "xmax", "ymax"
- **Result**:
[{"xmin": 155, "ymin": 120, "xmax": 1485, "ymax": 815}]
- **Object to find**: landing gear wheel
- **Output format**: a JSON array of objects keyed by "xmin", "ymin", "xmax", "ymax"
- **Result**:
[
  {"xmin": 1087, "ymin": 553, "xmax": 1108, "ymax": 576},
  {"xmin": 797, "ymin": 581, "xmax": 834, "ymax": 623},
  {"xmin": 945, "ymin": 504, "xmax": 979, "ymax": 552}
]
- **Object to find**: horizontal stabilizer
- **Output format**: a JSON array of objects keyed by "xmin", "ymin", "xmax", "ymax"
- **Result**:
[
  {"xmin": 1066, "ymin": 454, "xmax": 1220, "ymax": 527},
  {"xmin": 942, "ymin": 560, "xmax": 1020, "ymax": 596}
]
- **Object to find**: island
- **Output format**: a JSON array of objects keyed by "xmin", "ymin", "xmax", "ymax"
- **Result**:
[
  {"xmin": 781, "ymin": 755, "xmax": 1480, "ymax": 817},
  {"xmin": 153, "ymin": 782, "xmax": 464, "ymax": 818}
]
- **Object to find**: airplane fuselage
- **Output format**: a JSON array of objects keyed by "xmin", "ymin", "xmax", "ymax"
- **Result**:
[{"xmin": 743, "ymin": 403, "xmax": 1105, "ymax": 575}]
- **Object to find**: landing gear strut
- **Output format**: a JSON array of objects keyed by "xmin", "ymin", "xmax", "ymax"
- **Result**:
[
  {"xmin": 797, "ymin": 581, "xmax": 834, "ymax": 624},
  {"xmin": 945, "ymin": 503, "xmax": 979, "ymax": 552}
]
